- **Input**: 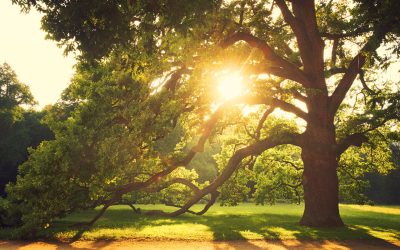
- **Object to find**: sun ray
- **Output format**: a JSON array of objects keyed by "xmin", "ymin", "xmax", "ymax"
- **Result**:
[{"xmin": 218, "ymin": 73, "xmax": 244, "ymax": 100}]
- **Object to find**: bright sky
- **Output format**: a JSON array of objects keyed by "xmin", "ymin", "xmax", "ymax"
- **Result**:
[{"xmin": 0, "ymin": 1, "xmax": 76, "ymax": 109}]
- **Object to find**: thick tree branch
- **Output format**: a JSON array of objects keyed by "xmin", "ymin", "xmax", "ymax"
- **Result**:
[
  {"xmin": 291, "ymin": 90, "xmax": 308, "ymax": 103},
  {"xmin": 321, "ymin": 26, "xmax": 372, "ymax": 40},
  {"xmin": 96, "ymin": 95, "xmax": 305, "ymax": 222},
  {"xmin": 156, "ymin": 132, "xmax": 302, "ymax": 217},
  {"xmin": 275, "ymin": 0, "xmax": 303, "ymax": 40},
  {"xmin": 329, "ymin": 53, "xmax": 366, "ymax": 114},
  {"xmin": 267, "ymin": 97, "xmax": 308, "ymax": 121},
  {"xmin": 276, "ymin": 0, "xmax": 324, "ymax": 76},
  {"xmin": 255, "ymin": 107, "xmax": 274, "ymax": 139},
  {"xmin": 336, "ymin": 133, "xmax": 368, "ymax": 156},
  {"xmin": 325, "ymin": 67, "xmax": 347, "ymax": 77},
  {"xmin": 164, "ymin": 67, "xmax": 192, "ymax": 91},
  {"xmin": 110, "ymin": 95, "xmax": 269, "ymax": 194},
  {"xmin": 243, "ymin": 64, "xmax": 306, "ymax": 84}
]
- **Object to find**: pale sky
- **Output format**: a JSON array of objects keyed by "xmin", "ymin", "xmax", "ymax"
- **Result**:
[{"xmin": 0, "ymin": 1, "xmax": 76, "ymax": 108}]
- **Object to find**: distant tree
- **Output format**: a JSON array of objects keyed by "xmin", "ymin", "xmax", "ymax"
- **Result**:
[
  {"xmin": 0, "ymin": 63, "xmax": 53, "ymax": 195},
  {"xmin": 364, "ymin": 142, "xmax": 400, "ymax": 204},
  {"xmin": 0, "ymin": 111, "xmax": 53, "ymax": 196},
  {"xmin": 0, "ymin": 63, "xmax": 34, "ymax": 109},
  {"xmin": 7, "ymin": 0, "xmax": 400, "ymax": 231}
]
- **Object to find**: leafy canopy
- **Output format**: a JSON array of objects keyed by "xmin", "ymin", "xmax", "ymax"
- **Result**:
[{"xmin": 4, "ymin": 0, "xmax": 400, "ymax": 232}]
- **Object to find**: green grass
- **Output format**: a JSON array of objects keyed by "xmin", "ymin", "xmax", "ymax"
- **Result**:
[{"xmin": 1, "ymin": 203, "xmax": 399, "ymax": 242}]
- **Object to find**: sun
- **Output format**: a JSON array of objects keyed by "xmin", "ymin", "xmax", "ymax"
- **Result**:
[{"xmin": 218, "ymin": 73, "xmax": 244, "ymax": 100}]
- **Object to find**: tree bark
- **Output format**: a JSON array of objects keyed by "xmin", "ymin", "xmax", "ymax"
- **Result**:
[{"xmin": 299, "ymin": 116, "xmax": 344, "ymax": 227}]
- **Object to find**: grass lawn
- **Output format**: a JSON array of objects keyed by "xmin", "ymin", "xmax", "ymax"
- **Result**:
[{"xmin": 1, "ymin": 203, "xmax": 399, "ymax": 243}]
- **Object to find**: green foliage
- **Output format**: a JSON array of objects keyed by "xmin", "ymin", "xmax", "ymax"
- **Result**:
[
  {"xmin": 214, "ymin": 116, "xmax": 304, "ymax": 205},
  {"xmin": 0, "ymin": 110, "xmax": 53, "ymax": 196},
  {"xmin": 253, "ymin": 145, "xmax": 303, "ymax": 205},
  {"xmin": 0, "ymin": 63, "xmax": 52, "ymax": 196},
  {"xmin": 12, "ymin": 0, "xmax": 220, "ymax": 59},
  {"xmin": 6, "ymin": 0, "xmax": 400, "ymax": 233},
  {"xmin": 0, "ymin": 63, "xmax": 35, "ymax": 110},
  {"xmin": 2, "ymin": 50, "xmax": 203, "ymax": 232}
]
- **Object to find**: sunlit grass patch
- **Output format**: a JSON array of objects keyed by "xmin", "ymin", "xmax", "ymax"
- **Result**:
[
  {"xmin": 351, "ymin": 225, "xmax": 400, "ymax": 242},
  {"xmin": 342, "ymin": 204, "xmax": 400, "ymax": 215},
  {"xmin": 0, "ymin": 203, "xmax": 399, "ymax": 243}
]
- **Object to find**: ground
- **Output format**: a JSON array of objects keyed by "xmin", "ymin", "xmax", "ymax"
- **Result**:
[
  {"xmin": 1, "ymin": 239, "xmax": 399, "ymax": 249},
  {"xmin": 0, "ymin": 204, "xmax": 399, "ymax": 249}
]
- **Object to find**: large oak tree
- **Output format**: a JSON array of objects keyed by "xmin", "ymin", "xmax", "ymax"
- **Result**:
[{"xmin": 6, "ymin": 0, "xmax": 400, "ymax": 230}]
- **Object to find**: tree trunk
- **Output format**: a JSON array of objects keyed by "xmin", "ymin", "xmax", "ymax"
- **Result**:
[{"xmin": 299, "ymin": 119, "xmax": 344, "ymax": 227}]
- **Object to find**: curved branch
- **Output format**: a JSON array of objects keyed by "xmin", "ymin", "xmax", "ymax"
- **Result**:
[
  {"xmin": 196, "ymin": 191, "xmax": 220, "ymax": 215},
  {"xmin": 336, "ymin": 133, "xmax": 368, "ymax": 156},
  {"xmin": 359, "ymin": 69, "xmax": 376, "ymax": 95},
  {"xmin": 101, "ymin": 96, "xmax": 304, "ymax": 220},
  {"xmin": 329, "ymin": 53, "xmax": 366, "ymax": 114},
  {"xmin": 164, "ymin": 67, "xmax": 192, "ymax": 92},
  {"xmin": 267, "ymin": 97, "xmax": 308, "ymax": 121},
  {"xmin": 78, "ymin": 198, "xmax": 117, "ymax": 227},
  {"xmin": 255, "ymin": 107, "xmax": 274, "ymax": 139},
  {"xmin": 158, "ymin": 132, "xmax": 302, "ymax": 217},
  {"xmin": 110, "ymin": 95, "xmax": 268, "ymax": 194},
  {"xmin": 279, "ymin": 160, "xmax": 303, "ymax": 171}
]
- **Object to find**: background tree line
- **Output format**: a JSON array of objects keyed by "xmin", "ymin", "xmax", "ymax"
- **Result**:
[{"xmin": 0, "ymin": 63, "xmax": 53, "ymax": 197}]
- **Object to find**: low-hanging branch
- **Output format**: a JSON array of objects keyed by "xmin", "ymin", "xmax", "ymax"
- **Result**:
[
  {"xmin": 83, "ymin": 95, "xmax": 269, "ymax": 224},
  {"xmin": 143, "ymin": 131, "xmax": 302, "ymax": 217},
  {"xmin": 116, "ymin": 95, "xmax": 306, "ymax": 193},
  {"xmin": 83, "ymin": 95, "xmax": 303, "ymax": 225}
]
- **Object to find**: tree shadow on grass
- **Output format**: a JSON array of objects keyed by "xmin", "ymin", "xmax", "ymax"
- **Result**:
[
  {"xmin": 34, "ymin": 205, "xmax": 400, "ymax": 249},
  {"xmin": 198, "ymin": 212, "xmax": 400, "ymax": 249}
]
